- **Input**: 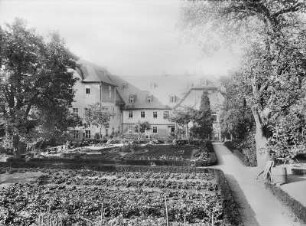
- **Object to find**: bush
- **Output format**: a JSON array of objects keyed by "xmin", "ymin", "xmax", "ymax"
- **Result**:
[
  {"xmin": 224, "ymin": 136, "xmax": 257, "ymax": 167},
  {"xmin": 265, "ymin": 183, "xmax": 306, "ymax": 224},
  {"xmin": 215, "ymin": 169, "xmax": 242, "ymax": 225}
]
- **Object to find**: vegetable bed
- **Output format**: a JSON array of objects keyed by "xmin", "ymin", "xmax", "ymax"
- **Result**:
[
  {"xmin": 6, "ymin": 142, "xmax": 217, "ymax": 168},
  {"xmin": 0, "ymin": 167, "xmax": 240, "ymax": 225}
]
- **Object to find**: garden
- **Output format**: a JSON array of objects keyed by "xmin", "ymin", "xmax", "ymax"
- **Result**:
[
  {"xmin": 5, "ymin": 141, "xmax": 217, "ymax": 168},
  {"xmin": 0, "ymin": 166, "xmax": 241, "ymax": 226}
]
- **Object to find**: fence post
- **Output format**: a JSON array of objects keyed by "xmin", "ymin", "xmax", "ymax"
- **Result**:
[
  {"xmin": 164, "ymin": 194, "xmax": 169, "ymax": 226},
  {"xmin": 101, "ymin": 203, "xmax": 104, "ymax": 225}
]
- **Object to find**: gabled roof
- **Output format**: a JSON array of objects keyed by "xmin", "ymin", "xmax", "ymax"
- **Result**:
[
  {"xmin": 75, "ymin": 59, "xmax": 170, "ymax": 110},
  {"xmin": 174, "ymin": 84, "xmax": 222, "ymax": 110},
  {"xmin": 76, "ymin": 59, "xmax": 117, "ymax": 86},
  {"xmin": 106, "ymin": 73, "xmax": 171, "ymax": 110}
]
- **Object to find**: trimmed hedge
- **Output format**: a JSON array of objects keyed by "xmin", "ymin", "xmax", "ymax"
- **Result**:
[
  {"xmin": 265, "ymin": 183, "xmax": 306, "ymax": 224},
  {"xmin": 292, "ymin": 168, "xmax": 306, "ymax": 175},
  {"xmin": 215, "ymin": 169, "xmax": 242, "ymax": 226},
  {"xmin": 224, "ymin": 141, "xmax": 256, "ymax": 167}
]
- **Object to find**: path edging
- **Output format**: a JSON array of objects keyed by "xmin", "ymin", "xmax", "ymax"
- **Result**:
[{"xmin": 265, "ymin": 183, "xmax": 306, "ymax": 224}]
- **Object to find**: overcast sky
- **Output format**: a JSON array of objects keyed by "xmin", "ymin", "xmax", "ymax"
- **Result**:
[{"xmin": 0, "ymin": 0, "xmax": 241, "ymax": 82}]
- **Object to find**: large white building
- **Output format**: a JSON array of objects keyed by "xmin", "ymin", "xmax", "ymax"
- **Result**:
[
  {"xmin": 70, "ymin": 60, "xmax": 175, "ymax": 140},
  {"xmin": 70, "ymin": 60, "xmax": 123, "ymax": 139}
]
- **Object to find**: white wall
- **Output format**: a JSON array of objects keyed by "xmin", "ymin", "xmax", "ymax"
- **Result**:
[
  {"xmin": 122, "ymin": 109, "xmax": 175, "ymax": 138},
  {"xmin": 70, "ymin": 71, "xmax": 122, "ymax": 138}
]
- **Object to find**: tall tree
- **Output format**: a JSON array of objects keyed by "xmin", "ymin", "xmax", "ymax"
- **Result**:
[
  {"xmin": 219, "ymin": 75, "xmax": 254, "ymax": 141},
  {"xmin": 84, "ymin": 103, "xmax": 111, "ymax": 138},
  {"xmin": 191, "ymin": 91, "xmax": 213, "ymax": 139},
  {"xmin": 182, "ymin": 0, "xmax": 306, "ymax": 167},
  {"xmin": 0, "ymin": 19, "xmax": 78, "ymax": 153},
  {"xmin": 170, "ymin": 107, "xmax": 196, "ymax": 139}
]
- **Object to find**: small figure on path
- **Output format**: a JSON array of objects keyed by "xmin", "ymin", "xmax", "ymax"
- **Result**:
[{"xmin": 256, "ymin": 160, "xmax": 274, "ymax": 182}]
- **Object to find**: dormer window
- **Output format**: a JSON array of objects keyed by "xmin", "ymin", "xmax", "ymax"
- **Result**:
[
  {"xmin": 147, "ymin": 95, "xmax": 153, "ymax": 103},
  {"xmin": 122, "ymin": 83, "xmax": 128, "ymax": 90},
  {"xmin": 129, "ymin": 95, "xmax": 135, "ymax": 103},
  {"xmin": 170, "ymin": 95, "xmax": 177, "ymax": 103}
]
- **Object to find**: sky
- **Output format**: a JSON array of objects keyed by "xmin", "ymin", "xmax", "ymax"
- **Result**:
[{"xmin": 0, "ymin": 0, "xmax": 241, "ymax": 98}]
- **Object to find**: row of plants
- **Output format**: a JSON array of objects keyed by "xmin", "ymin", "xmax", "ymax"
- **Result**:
[{"xmin": 0, "ymin": 167, "xmax": 241, "ymax": 225}]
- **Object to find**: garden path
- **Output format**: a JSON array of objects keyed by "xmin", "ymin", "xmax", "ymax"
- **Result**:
[{"xmin": 212, "ymin": 143, "xmax": 304, "ymax": 226}]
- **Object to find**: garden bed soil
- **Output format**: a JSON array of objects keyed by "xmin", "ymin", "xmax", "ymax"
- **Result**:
[{"xmin": 0, "ymin": 166, "xmax": 241, "ymax": 226}]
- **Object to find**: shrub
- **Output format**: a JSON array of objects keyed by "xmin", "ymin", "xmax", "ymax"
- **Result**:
[{"xmin": 224, "ymin": 137, "xmax": 257, "ymax": 167}]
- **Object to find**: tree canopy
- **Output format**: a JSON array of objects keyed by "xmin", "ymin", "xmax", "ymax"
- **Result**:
[
  {"xmin": 219, "ymin": 75, "xmax": 254, "ymax": 140},
  {"xmin": 190, "ymin": 91, "xmax": 213, "ymax": 139},
  {"xmin": 84, "ymin": 103, "xmax": 111, "ymax": 132},
  {"xmin": 0, "ymin": 19, "xmax": 78, "ymax": 146},
  {"xmin": 182, "ymin": 0, "xmax": 306, "ymax": 166}
]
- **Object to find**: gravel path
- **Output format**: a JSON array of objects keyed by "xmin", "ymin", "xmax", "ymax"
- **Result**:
[{"xmin": 212, "ymin": 143, "xmax": 305, "ymax": 226}]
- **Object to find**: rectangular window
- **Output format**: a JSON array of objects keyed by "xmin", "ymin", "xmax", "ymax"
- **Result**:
[
  {"xmin": 153, "ymin": 126, "xmax": 157, "ymax": 133},
  {"xmin": 163, "ymin": 111, "xmax": 169, "ymax": 119},
  {"xmin": 86, "ymin": 88, "xmax": 90, "ymax": 94},
  {"xmin": 109, "ymin": 86, "xmax": 112, "ymax": 98},
  {"xmin": 128, "ymin": 111, "xmax": 133, "ymax": 118},
  {"xmin": 85, "ymin": 130, "xmax": 91, "ymax": 139},
  {"xmin": 105, "ymin": 128, "xmax": 108, "ymax": 136},
  {"xmin": 153, "ymin": 112, "xmax": 157, "ymax": 118},
  {"xmin": 141, "ymin": 111, "xmax": 145, "ymax": 118},
  {"xmin": 73, "ymin": 130, "xmax": 79, "ymax": 139},
  {"xmin": 170, "ymin": 127, "xmax": 175, "ymax": 133},
  {"xmin": 73, "ymin": 108, "xmax": 78, "ymax": 115}
]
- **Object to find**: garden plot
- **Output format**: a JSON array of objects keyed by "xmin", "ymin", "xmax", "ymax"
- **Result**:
[
  {"xmin": 0, "ymin": 167, "xmax": 240, "ymax": 226},
  {"xmin": 15, "ymin": 143, "xmax": 217, "ymax": 168}
]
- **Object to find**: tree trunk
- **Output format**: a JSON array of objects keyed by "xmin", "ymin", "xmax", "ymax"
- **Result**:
[
  {"xmin": 252, "ymin": 106, "xmax": 270, "ymax": 169},
  {"xmin": 255, "ymin": 124, "xmax": 269, "ymax": 169}
]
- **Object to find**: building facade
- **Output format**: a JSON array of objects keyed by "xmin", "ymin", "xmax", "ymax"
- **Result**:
[
  {"xmin": 70, "ymin": 60, "xmax": 175, "ymax": 140},
  {"xmin": 108, "ymin": 73, "xmax": 175, "ymax": 139},
  {"xmin": 174, "ymin": 82, "xmax": 224, "ymax": 141},
  {"xmin": 70, "ymin": 60, "xmax": 123, "ymax": 139}
]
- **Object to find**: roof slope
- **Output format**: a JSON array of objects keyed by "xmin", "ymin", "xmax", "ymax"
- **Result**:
[
  {"xmin": 106, "ymin": 73, "xmax": 170, "ymax": 110},
  {"xmin": 76, "ymin": 59, "xmax": 117, "ymax": 86},
  {"xmin": 174, "ymin": 83, "xmax": 222, "ymax": 110},
  {"xmin": 76, "ymin": 59, "xmax": 170, "ymax": 110}
]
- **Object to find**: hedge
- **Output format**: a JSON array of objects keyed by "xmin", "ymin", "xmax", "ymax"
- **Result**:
[
  {"xmin": 224, "ymin": 141, "xmax": 256, "ymax": 167},
  {"xmin": 215, "ymin": 169, "xmax": 242, "ymax": 226},
  {"xmin": 265, "ymin": 183, "xmax": 306, "ymax": 224}
]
